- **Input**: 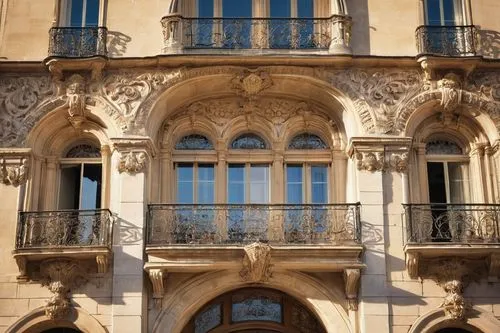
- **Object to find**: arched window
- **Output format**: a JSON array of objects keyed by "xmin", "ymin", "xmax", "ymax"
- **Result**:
[
  {"xmin": 175, "ymin": 134, "xmax": 214, "ymax": 150},
  {"xmin": 185, "ymin": 288, "xmax": 326, "ymax": 333},
  {"xmin": 230, "ymin": 133, "xmax": 268, "ymax": 149},
  {"xmin": 58, "ymin": 143, "xmax": 102, "ymax": 210},
  {"xmin": 288, "ymin": 133, "xmax": 328, "ymax": 149}
]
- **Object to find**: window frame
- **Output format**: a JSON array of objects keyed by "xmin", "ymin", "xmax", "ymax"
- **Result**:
[
  {"xmin": 423, "ymin": 0, "xmax": 468, "ymax": 26},
  {"xmin": 58, "ymin": 0, "xmax": 104, "ymax": 27},
  {"xmin": 425, "ymin": 153, "xmax": 470, "ymax": 204},
  {"xmin": 174, "ymin": 162, "xmax": 216, "ymax": 204},
  {"xmin": 285, "ymin": 163, "xmax": 330, "ymax": 204},
  {"xmin": 227, "ymin": 163, "xmax": 271, "ymax": 204}
]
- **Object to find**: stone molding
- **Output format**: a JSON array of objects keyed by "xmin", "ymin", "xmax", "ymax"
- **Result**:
[
  {"xmin": 348, "ymin": 137, "xmax": 412, "ymax": 173},
  {"xmin": 239, "ymin": 242, "xmax": 273, "ymax": 283},
  {"xmin": 0, "ymin": 149, "xmax": 32, "ymax": 187}
]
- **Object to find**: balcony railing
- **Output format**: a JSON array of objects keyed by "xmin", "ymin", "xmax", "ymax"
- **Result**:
[
  {"xmin": 161, "ymin": 15, "xmax": 351, "ymax": 53},
  {"xmin": 404, "ymin": 204, "xmax": 500, "ymax": 243},
  {"xmin": 48, "ymin": 27, "xmax": 108, "ymax": 57},
  {"xmin": 15, "ymin": 209, "xmax": 113, "ymax": 249},
  {"xmin": 415, "ymin": 25, "xmax": 478, "ymax": 57},
  {"xmin": 147, "ymin": 203, "xmax": 361, "ymax": 245}
]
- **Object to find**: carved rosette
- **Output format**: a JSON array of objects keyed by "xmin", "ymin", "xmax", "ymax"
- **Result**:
[
  {"xmin": 118, "ymin": 151, "xmax": 147, "ymax": 174},
  {"xmin": 40, "ymin": 259, "xmax": 88, "ymax": 319},
  {"xmin": 240, "ymin": 242, "xmax": 273, "ymax": 283},
  {"xmin": 344, "ymin": 268, "xmax": 361, "ymax": 311}
]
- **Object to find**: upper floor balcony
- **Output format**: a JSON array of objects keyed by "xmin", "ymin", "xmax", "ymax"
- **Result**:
[
  {"xmin": 403, "ymin": 203, "xmax": 500, "ymax": 279},
  {"xmin": 415, "ymin": 25, "xmax": 478, "ymax": 57},
  {"xmin": 48, "ymin": 27, "xmax": 108, "ymax": 58},
  {"xmin": 161, "ymin": 15, "xmax": 352, "ymax": 54},
  {"xmin": 13, "ymin": 209, "xmax": 113, "ymax": 281},
  {"xmin": 145, "ymin": 203, "xmax": 362, "ymax": 275}
]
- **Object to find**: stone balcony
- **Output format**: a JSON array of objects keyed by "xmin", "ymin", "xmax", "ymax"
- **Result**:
[
  {"xmin": 161, "ymin": 15, "xmax": 352, "ymax": 54},
  {"xmin": 403, "ymin": 203, "xmax": 500, "ymax": 281},
  {"xmin": 13, "ymin": 209, "xmax": 114, "ymax": 282},
  {"xmin": 48, "ymin": 26, "xmax": 108, "ymax": 58}
]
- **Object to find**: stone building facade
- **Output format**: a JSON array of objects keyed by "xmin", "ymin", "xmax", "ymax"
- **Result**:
[{"xmin": 1, "ymin": 0, "xmax": 500, "ymax": 332}]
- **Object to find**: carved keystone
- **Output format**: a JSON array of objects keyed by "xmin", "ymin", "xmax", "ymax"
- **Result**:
[
  {"xmin": 240, "ymin": 242, "xmax": 273, "ymax": 283},
  {"xmin": 343, "ymin": 268, "xmax": 360, "ymax": 311},
  {"xmin": 39, "ymin": 259, "xmax": 87, "ymax": 319}
]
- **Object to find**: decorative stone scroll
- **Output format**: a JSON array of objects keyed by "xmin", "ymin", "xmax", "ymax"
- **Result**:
[
  {"xmin": 64, "ymin": 74, "xmax": 88, "ymax": 129},
  {"xmin": 0, "ymin": 157, "xmax": 29, "ymax": 187},
  {"xmin": 40, "ymin": 259, "xmax": 88, "ymax": 319},
  {"xmin": 149, "ymin": 269, "xmax": 166, "ymax": 309},
  {"xmin": 350, "ymin": 138, "xmax": 412, "ymax": 173},
  {"xmin": 118, "ymin": 151, "xmax": 147, "ymax": 174},
  {"xmin": 239, "ymin": 242, "xmax": 273, "ymax": 283},
  {"xmin": 113, "ymin": 138, "xmax": 155, "ymax": 174},
  {"xmin": 355, "ymin": 151, "xmax": 385, "ymax": 172},
  {"xmin": 343, "ymin": 268, "xmax": 360, "ymax": 311}
]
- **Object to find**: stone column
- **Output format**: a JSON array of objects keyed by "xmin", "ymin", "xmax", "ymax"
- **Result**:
[
  {"xmin": 160, "ymin": 148, "xmax": 172, "ymax": 203},
  {"xmin": 43, "ymin": 156, "xmax": 58, "ymax": 210},
  {"xmin": 110, "ymin": 138, "xmax": 155, "ymax": 333}
]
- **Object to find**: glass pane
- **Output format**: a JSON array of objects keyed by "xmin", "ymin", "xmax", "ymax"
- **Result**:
[
  {"xmin": 427, "ymin": 162, "xmax": 447, "ymax": 203},
  {"xmin": 223, "ymin": 0, "xmax": 251, "ymax": 17},
  {"xmin": 69, "ymin": 0, "xmax": 84, "ymax": 27},
  {"xmin": 270, "ymin": 0, "xmax": 291, "ymax": 17},
  {"xmin": 269, "ymin": 0, "xmax": 291, "ymax": 48},
  {"xmin": 198, "ymin": 164, "xmax": 215, "ymax": 204},
  {"xmin": 426, "ymin": 140, "xmax": 462, "ymax": 155},
  {"xmin": 232, "ymin": 295, "xmax": 282, "ymax": 323},
  {"xmin": 66, "ymin": 144, "xmax": 101, "ymax": 158},
  {"xmin": 448, "ymin": 162, "xmax": 467, "ymax": 203},
  {"xmin": 175, "ymin": 134, "xmax": 214, "ymax": 150},
  {"xmin": 81, "ymin": 164, "xmax": 102, "ymax": 209},
  {"xmin": 297, "ymin": 0, "xmax": 314, "ymax": 18},
  {"xmin": 311, "ymin": 165, "xmax": 327, "ymax": 204},
  {"xmin": 195, "ymin": 304, "xmax": 222, "ymax": 333},
  {"xmin": 177, "ymin": 164, "xmax": 194, "ymax": 204},
  {"xmin": 426, "ymin": 0, "xmax": 442, "ymax": 25},
  {"xmin": 85, "ymin": 0, "xmax": 100, "ymax": 27},
  {"xmin": 287, "ymin": 165, "xmax": 303, "ymax": 204},
  {"xmin": 249, "ymin": 164, "xmax": 269, "ymax": 204},
  {"xmin": 222, "ymin": 0, "xmax": 252, "ymax": 48},
  {"xmin": 288, "ymin": 133, "xmax": 328, "ymax": 149},
  {"xmin": 198, "ymin": 0, "xmax": 214, "ymax": 17},
  {"xmin": 59, "ymin": 165, "xmax": 81, "ymax": 209},
  {"xmin": 442, "ymin": 0, "xmax": 456, "ymax": 25},
  {"xmin": 231, "ymin": 134, "xmax": 267, "ymax": 149},
  {"xmin": 297, "ymin": 0, "xmax": 314, "ymax": 48},
  {"xmin": 228, "ymin": 164, "xmax": 245, "ymax": 204}
]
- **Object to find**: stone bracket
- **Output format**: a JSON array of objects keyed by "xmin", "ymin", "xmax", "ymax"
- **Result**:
[
  {"xmin": 343, "ymin": 268, "xmax": 360, "ymax": 311},
  {"xmin": 148, "ymin": 268, "xmax": 167, "ymax": 309},
  {"xmin": 0, "ymin": 149, "xmax": 32, "ymax": 187}
]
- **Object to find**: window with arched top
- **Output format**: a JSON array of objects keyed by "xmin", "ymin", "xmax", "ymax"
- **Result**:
[
  {"xmin": 230, "ymin": 133, "xmax": 268, "ymax": 150},
  {"xmin": 175, "ymin": 134, "xmax": 214, "ymax": 150},
  {"xmin": 287, "ymin": 133, "xmax": 328, "ymax": 150},
  {"xmin": 58, "ymin": 143, "xmax": 102, "ymax": 210}
]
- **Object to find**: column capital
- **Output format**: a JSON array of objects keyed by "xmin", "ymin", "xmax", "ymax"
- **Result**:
[
  {"xmin": 112, "ymin": 137, "xmax": 156, "ymax": 174},
  {"xmin": 0, "ymin": 148, "xmax": 32, "ymax": 187}
]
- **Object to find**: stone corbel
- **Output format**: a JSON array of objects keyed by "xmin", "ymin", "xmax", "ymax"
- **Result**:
[
  {"xmin": 0, "ymin": 150, "xmax": 31, "ymax": 187},
  {"xmin": 343, "ymin": 268, "xmax": 360, "ymax": 311},
  {"xmin": 113, "ymin": 138, "xmax": 156, "ymax": 175},
  {"xmin": 348, "ymin": 138, "xmax": 412, "ymax": 173},
  {"xmin": 96, "ymin": 254, "xmax": 109, "ymax": 275},
  {"xmin": 406, "ymin": 252, "xmax": 419, "ymax": 279},
  {"xmin": 40, "ymin": 259, "xmax": 88, "ymax": 319},
  {"xmin": 148, "ymin": 269, "xmax": 167, "ymax": 309}
]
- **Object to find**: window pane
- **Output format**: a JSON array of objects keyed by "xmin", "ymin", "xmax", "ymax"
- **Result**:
[
  {"xmin": 448, "ymin": 162, "xmax": 467, "ymax": 203},
  {"xmin": 222, "ymin": 0, "xmax": 252, "ymax": 48},
  {"xmin": 177, "ymin": 164, "xmax": 194, "ymax": 204},
  {"xmin": 69, "ymin": 0, "xmax": 84, "ymax": 27},
  {"xmin": 222, "ymin": 0, "xmax": 251, "ymax": 17},
  {"xmin": 297, "ymin": 0, "xmax": 314, "ymax": 18},
  {"xmin": 287, "ymin": 165, "xmax": 303, "ymax": 204},
  {"xmin": 81, "ymin": 164, "xmax": 102, "ymax": 209},
  {"xmin": 198, "ymin": 164, "xmax": 214, "ymax": 204},
  {"xmin": 250, "ymin": 164, "xmax": 269, "ymax": 204},
  {"xmin": 176, "ymin": 134, "xmax": 214, "ymax": 150},
  {"xmin": 232, "ymin": 295, "xmax": 282, "ymax": 323},
  {"xmin": 270, "ymin": 0, "xmax": 291, "ymax": 17},
  {"xmin": 427, "ymin": 162, "xmax": 446, "ymax": 203},
  {"xmin": 85, "ymin": 0, "xmax": 100, "ymax": 26},
  {"xmin": 231, "ymin": 134, "xmax": 267, "ymax": 149},
  {"xmin": 198, "ymin": 0, "xmax": 214, "ymax": 17},
  {"xmin": 442, "ymin": 0, "xmax": 456, "ymax": 25},
  {"xmin": 195, "ymin": 304, "xmax": 222, "ymax": 333},
  {"xmin": 59, "ymin": 165, "xmax": 81, "ymax": 209},
  {"xmin": 228, "ymin": 164, "xmax": 245, "ymax": 204},
  {"xmin": 311, "ymin": 165, "xmax": 327, "ymax": 204},
  {"xmin": 426, "ymin": 0, "xmax": 442, "ymax": 25}
]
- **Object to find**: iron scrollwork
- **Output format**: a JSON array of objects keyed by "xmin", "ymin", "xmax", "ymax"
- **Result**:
[
  {"xmin": 48, "ymin": 27, "xmax": 108, "ymax": 57},
  {"xmin": 415, "ymin": 25, "xmax": 478, "ymax": 57}
]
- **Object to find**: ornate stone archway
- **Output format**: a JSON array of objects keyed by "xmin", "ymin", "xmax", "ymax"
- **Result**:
[
  {"xmin": 152, "ymin": 270, "xmax": 352, "ymax": 333},
  {"xmin": 6, "ymin": 306, "xmax": 107, "ymax": 333}
]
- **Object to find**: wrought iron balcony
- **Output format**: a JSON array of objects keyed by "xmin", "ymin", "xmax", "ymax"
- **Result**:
[
  {"xmin": 415, "ymin": 25, "xmax": 478, "ymax": 57},
  {"xmin": 147, "ymin": 203, "xmax": 361, "ymax": 246},
  {"xmin": 161, "ymin": 15, "xmax": 351, "ymax": 53},
  {"xmin": 15, "ymin": 209, "xmax": 113, "ymax": 249},
  {"xmin": 404, "ymin": 204, "xmax": 500, "ymax": 244},
  {"xmin": 48, "ymin": 27, "xmax": 108, "ymax": 57}
]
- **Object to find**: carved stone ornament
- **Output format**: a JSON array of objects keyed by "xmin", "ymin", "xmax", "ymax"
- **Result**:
[
  {"xmin": 39, "ymin": 259, "xmax": 88, "ymax": 319},
  {"xmin": 0, "ymin": 157, "xmax": 29, "ymax": 187},
  {"xmin": 388, "ymin": 152, "xmax": 409, "ymax": 173},
  {"xmin": 355, "ymin": 151, "xmax": 384, "ymax": 172},
  {"xmin": 240, "ymin": 242, "xmax": 273, "ymax": 283},
  {"xmin": 232, "ymin": 70, "xmax": 273, "ymax": 99},
  {"xmin": 343, "ymin": 268, "xmax": 361, "ymax": 311},
  {"xmin": 118, "ymin": 151, "xmax": 147, "ymax": 174},
  {"xmin": 440, "ymin": 280, "xmax": 468, "ymax": 320},
  {"xmin": 149, "ymin": 269, "xmax": 166, "ymax": 309},
  {"xmin": 65, "ymin": 74, "xmax": 88, "ymax": 129},
  {"xmin": 438, "ymin": 73, "xmax": 462, "ymax": 112}
]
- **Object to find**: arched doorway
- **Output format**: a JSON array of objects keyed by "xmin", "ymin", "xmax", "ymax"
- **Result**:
[{"xmin": 182, "ymin": 288, "xmax": 326, "ymax": 333}]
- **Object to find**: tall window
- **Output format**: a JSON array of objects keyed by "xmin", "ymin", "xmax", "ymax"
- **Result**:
[
  {"xmin": 424, "ymin": 0, "xmax": 464, "ymax": 25},
  {"xmin": 58, "ymin": 144, "xmax": 102, "ymax": 210},
  {"xmin": 62, "ymin": 0, "xmax": 100, "ymax": 27},
  {"xmin": 286, "ymin": 164, "xmax": 328, "ymax": 204},
  {"xmin": 270, "ymin": 0, "xmax": 314, "ymax": 48},
  {"xmin": 228, "ymin": 164, "xmax": 270, "ymax": 204}
]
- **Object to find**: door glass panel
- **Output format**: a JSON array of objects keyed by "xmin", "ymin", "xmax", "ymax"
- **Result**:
[
  {"xmin": 59, "ymin": 165, "xmax": 81, "ymax": 209},
  {"xmin": 427, "ymin": 162, "xmax": 446, "ymax": 203},
  {"xmin": 228, "ymin": 164, "xmax": 245, "ymax": 204},
  {"xmin": 442, "ymin": 0, "xmax": 456, "ymax": 25},
  {"xmin": 85, "ymin": 0, "xmax": 99, "ymax": 26},
  {"xmin": 287, "ymin": 165, "xmax": 303, "ymax": 204},
  {"xmin": 311, "ymin": 165, "xmax": 327, "ymax": 204},
  {"xmin": 198, "ymin": 0, "xmax": 214, "ymax": 17},
  {"xmin": 270, "ymin": 0, "xmax": 291, "ymax": 48},
  {"xmin": 81, "ymin": 164, "xmax": 102, "ymax": 209},
  {"xmin": 297, "ymin": 0, "xmax": 314, "ymax": 48},
  {"xmin": 197, "ymin": 164, "xmax": 215, "ymax": 204},
  {"xmin": 177, "ymin": 163, "xmax": 194, "ymax": 204},
  {"xmin": 448, "ymin": 162, "xmax": 466, "ymax": 203},
  {"xmin": 69, "ymin": 0, "xmax": 84, "ymax": 27},
  {"xmin": 249, "ymin": 165, "xmax": 269, "ymax": 204}
]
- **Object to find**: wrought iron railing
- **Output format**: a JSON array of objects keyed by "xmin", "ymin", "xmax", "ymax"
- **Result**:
[
  {"xmin": 161, "ymin": 15, "xmax": 351, "ymax": 52},
  {"xmin": 15, "ymin": 209, "xmax": 113, "ymax": 249},
  {"xmin": 404, "ymin": 204, "xmax": 500, "ymax": 243},
  {"xmin": 415, "ymin": 25, "xmax": 478, "ymax": 57},
  {"xmin": 147, "ymin": 203, "xmax": 361, "ymax": 245},
  {"xmin": 48, "ymin": 27, "xmax": 108, "ymax": 57}
]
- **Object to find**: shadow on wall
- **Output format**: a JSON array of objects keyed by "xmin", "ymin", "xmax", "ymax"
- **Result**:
[
  {"xmin": 107, "ymin": 31, "xmax": 132, "ymax": 57},
  {"xmin": 478, "ymin": 29, "xmax": 500, "ymax": 59},
  {"xmin": 348, "ymin": 0, "xmax": 370, "ymax": 55}
]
